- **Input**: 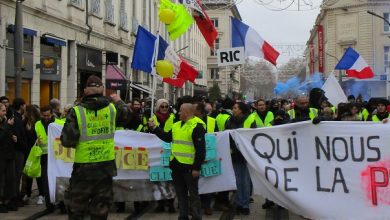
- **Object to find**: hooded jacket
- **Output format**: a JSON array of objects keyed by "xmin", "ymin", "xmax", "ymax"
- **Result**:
[{"xmin": 60, "ymin": 94, "xmax": 128, "ymax": 176}]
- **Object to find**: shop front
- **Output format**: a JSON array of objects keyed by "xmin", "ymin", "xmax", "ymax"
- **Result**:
[
  {"xmin": 77, "ymin": 46, "xmax": 102, "ymax": 97},
  {"xmin": 5, "ymin": 25, "xmax": 36, "ymax": 103},
  {"xmin": 40, "ymin": 35, "xmax": 66, "ymax": 106}
]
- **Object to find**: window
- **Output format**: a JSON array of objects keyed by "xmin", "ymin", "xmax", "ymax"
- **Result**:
[
  {"xmin": 210, "ymin": 68, "xmax": 219, "ymax": 80},
  {"xmin": 210, "ymin": 38, "xmax": 219, "ymax": 56},
  {"xmin": 384, "ymin": 13, "xmax": 390, "ymax": 32},
  {"xmin": 142, "ymin": 1, "xmax": 147, "ymax": 27},
  {"xmin": 120, "ymin": 55, "xmax": 128, "ymax": 75},
  {"xmin": 385, "ymin": 46, "xmax": 390, "ymax": 72},
  {"xmin": 119, "ymin": 0, "xmax": 128, "ymax": 30},
  {"xmin": 90, "ymin": 0, "xmax": 100, "ymax": 15},
  {"xmin": 211, "ymin": 18, "xmax": 218, "ymax": 28},
  {"xmin": 69, "ymin": 0, "xmax": 83, "ymax": 7},
  {"xmin": 196, "ymin": 70, "xmax": 203, "ymax": 79},
  {"xmin": 105, "ymin": 0, "xmax": 114, "ymax": 24},
  {"xmin": 6, "ymin": 32, "xmax": 33, "ymax": 52},
  {"xmin": 132, "ymin": 0, "xmax": 136, "ymax": 17}
]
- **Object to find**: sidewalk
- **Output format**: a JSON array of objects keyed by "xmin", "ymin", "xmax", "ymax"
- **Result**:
[{"xmin": 0, "ymin": 195, "xmax": 305, "ymax": 220}]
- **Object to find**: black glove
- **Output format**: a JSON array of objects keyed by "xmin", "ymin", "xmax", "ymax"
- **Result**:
[{"xmin": 312, "ymin": 117, "xmax": 321, "ymax": 125}]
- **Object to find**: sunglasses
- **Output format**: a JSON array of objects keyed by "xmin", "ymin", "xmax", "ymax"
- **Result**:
[
  {"xmin": 87, "ymin": 83, "xmax": 102, "ymax": 87},
  {"xmin": 160, "ymin": 105, "xmax": 169, "ymax": 109}
]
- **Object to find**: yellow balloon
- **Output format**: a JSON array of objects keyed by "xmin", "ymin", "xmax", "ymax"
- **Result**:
[
  {"xmin": 156, "ymin": 60, "xmax": 174, "ymax": 78},
  {"xmin": 159, "ymin": 9, "xmax": 176, "ymax": 25}
]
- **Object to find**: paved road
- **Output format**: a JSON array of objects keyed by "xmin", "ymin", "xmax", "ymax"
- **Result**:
[{"xmin": 0, "ymin": 195, "xmax": 305, "ymax": 220}]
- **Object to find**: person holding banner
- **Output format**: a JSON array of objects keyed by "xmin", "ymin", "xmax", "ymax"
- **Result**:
[
  {"xmin": 194, "ymin": 102, "xmax": 218, "ymax": 215},
  {"xmin": 152, "ymin": 99, "xmax": 176, "ymax": 213},
  {"xmin": 148, "ymin": 103, "xmax": 206, "ymax": 220},
  {"xmin": 244, "ymin": 99, "xmax": 274, "ymax": 128},
  {"xmin": 288, "ymin": 94, "xmax": 318, "ymax": 122},
  {"xmin": 368, "ymin": 98, "xmax": 390, "ymax": 122},
  {"xmin": 60, "ymin": 75, "xmax": 128, "ymax": 220},
  {"xmin": 35, "ymin": 105, "xmax": 65, "ymax": 210},
  {"xmin": 226, "ymin": 102, "xmax": 256, "ymax": 215}
]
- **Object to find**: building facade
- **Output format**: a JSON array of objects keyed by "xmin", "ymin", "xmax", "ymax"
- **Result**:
[
  {"xmin": 0, "ymin": 0, "xmax": 208, "ymax": 106},
  {"xmin": 204, "ymin": 0, "xmax": 242, "ymax": 98},
  {"xmin": 305, "ymin": 0, "xmax": 390, "ymax": 99}
]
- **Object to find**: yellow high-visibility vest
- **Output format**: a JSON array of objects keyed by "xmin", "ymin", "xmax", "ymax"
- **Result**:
[
  {"xmin": 216, "ymin": 113, "xmax": 230, "ymax": 131},
  {"xmin": 170, "ymin": 117, "xmax": 205, "ymax": 165},
  {"xmin": 153, "ymin": 113, "xmax": 175, "ymax": 132},
  {"xmin": 206, "ymin": 116, "xmax": 216, "ymax": 133},
  {"xmin": 73, "ymin": 104, "xmax": 116, "ymax": 163},
  {"xmin": 288, "ymin": 108, "xmax": 318, "ymax": 120},
  {"xmin": 244, "ymin": 111, "xmax": 274, "ymax": 128},
  {"xmin": 35, "ymin": 119, "xmax": 64, "ymax": 154}
]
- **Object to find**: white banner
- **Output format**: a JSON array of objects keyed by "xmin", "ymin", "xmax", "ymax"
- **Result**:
[
  {"xmin": 48, "ymin": 124, "xmax": 236, "ymax": 202},
  {"xmin": 231, "ymin": 121, "xmax": 390, "ymax": 220}
]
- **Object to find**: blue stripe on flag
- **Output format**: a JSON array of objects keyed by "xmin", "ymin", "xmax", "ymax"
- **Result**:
[
  {"xmin": 158, "ymin": 36, "xmax": 169, "ymax": 60},
  {"xmin": 231, "ymin": 17, "xmax": 249, "ymax": 48},
  {"xmin": 131, "ymin": 26, "xmax": 157, "ymax": 73},
  {"xmin": 335, "ymin": 47, "xmax": 359, "ymax": 70}
]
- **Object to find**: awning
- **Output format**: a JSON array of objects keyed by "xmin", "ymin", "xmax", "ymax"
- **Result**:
[
  {"xmin": 43, "ymin": 35, "xmax": 67, "ymax": 46},
  {"xmin": 129, "ymin": 83, "xmax": 152, "ymax": 95},
  {"xmin": 107, "ymin": 65, "xmax": 128, "ymax": 80},
  {"xmin": 106, "ymin": 65, "xmax": 128, "ymax": 90},
  {"xmin": 7, "ymin": 24, "xmax": 37, "ymax": 36}
]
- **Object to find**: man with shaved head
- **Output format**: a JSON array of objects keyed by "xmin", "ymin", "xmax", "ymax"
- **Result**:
[{"xmin": 148, "ymin": 102, "xmax": 206, "ymax": 220}]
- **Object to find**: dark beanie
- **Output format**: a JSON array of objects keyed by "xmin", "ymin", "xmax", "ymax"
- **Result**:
[
  {"xmin": 86, "ymin": 75, "xmax": 103, "ymax": 87},
  {"xmin": 0, "ymin": 96, "xmax": 9, "ymax": 102},
  {"xmin": 377, "ymin": 98, "xmax": 389, "ymax": 106}
]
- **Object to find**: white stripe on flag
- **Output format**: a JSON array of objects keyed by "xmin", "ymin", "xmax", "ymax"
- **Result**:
[
  {"xmin": 350, "ymin": 55, "xmax": 368, "ymax": 72},
  {"xmin": 244, "ymin": 27, "xmax": 265, "ymax": 59},
  {"xmin": 164, "ymin": 45, "xmax": 182, "ymax": 76}
]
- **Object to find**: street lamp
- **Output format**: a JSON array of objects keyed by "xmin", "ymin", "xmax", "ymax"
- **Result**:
[{"xmin": 14, "ymin": 0, "xmax": 25, "ymax": 98}]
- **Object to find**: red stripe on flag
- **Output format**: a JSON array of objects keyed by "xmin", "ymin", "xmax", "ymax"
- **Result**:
[
  {"xmin": 346, "ymin": 67, "xmax": 374, "ymax": 79},
  {"xmin": 262, "ymin": 41, "xmax": 280, "ymax": 66},
  {"xmin": 178, "ymin": 60, "xmax": 198, "ymax": 83},
  {"xmin": 163, "ymin": 78, "xmax": 186, "ymax": 88}
]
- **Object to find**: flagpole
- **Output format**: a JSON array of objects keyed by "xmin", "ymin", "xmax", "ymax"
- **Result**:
[{"xmin": 151, "ymin": 2, "xmax": 162, "ymax": 118}]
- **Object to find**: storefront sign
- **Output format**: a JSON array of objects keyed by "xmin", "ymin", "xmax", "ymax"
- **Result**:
[{"xmin": 41, "ymin": 57, "xmax": 57, "ymax": 75}]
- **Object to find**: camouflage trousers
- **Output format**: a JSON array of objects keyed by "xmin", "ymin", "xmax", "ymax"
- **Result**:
[{"xmin": 65, "ymin": 166, "xmax": 113, "ymax": 220}]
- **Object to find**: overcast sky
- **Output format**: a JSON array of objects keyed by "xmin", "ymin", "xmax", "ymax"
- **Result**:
[{"xmin": 236, "ymin": 1, "xmax": 321, "ymax": 65}]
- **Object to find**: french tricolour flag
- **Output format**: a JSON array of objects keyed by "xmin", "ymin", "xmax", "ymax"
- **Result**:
[
  {"xmin": 131, "ymin": 26, "xmax": 198, "ymax": 88},
  {"xmin": 231, "ymin": 17, "xmax": 280, "ymax": 66},
  {"xmin": 158, "ymin": 36, "xmax": 198, "ymax": 88},
  {"xmin": 335, "ymin": 47, "xmax": 374, "ymax": 79}
]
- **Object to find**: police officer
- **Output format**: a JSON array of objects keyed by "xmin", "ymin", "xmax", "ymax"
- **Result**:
[
  {"xmin": 35, "ymin": 105, "xmax": 64, "ymax": 209},
  {"xmin": 60, "ymin": 75, "xmax": 127, "ymax": 220},
  {"xmin": 148, "ymin": 103, "xmax": 206, "ymax": 220}
]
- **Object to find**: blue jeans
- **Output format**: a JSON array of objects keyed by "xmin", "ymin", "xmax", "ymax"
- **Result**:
[{"xmin": 233, "ymin": 162, "xmax": 251, "ymax": 208}]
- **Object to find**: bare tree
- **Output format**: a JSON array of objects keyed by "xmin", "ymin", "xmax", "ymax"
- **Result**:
[
  {"xmin": 240, "ymin": 59, "xmax": 276, "ymax": 99},
  {"xmin": 277, "ymin": 57, "xmax": 306, "ymax": 82}
]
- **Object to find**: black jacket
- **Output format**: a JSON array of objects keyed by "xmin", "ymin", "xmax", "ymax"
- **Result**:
[
  {"xmin": 152, "ymin": 118, "xmax": 206, "ymax": 171},
  {"xmin": 225, "ymin": 114, "xmax": 255, "ymax": 163},
  {"xmin": 12, "ymin": 111, "xmax": 28, "ymax": 154},
  {"xmin": 0, "ymin": 118, "xmax": 16, "ymax": 159}
]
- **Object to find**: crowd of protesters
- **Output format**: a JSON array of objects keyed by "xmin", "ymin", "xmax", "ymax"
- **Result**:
[{"xmin": 0, "ymin": 87, "xmax": 389, "ymax": 217}]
